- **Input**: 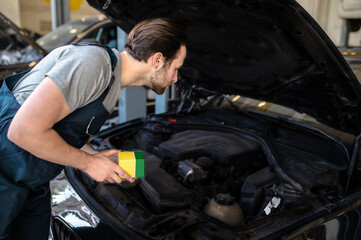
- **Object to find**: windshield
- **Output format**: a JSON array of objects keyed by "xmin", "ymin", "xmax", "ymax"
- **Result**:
[{"xmin": 36, "ymin": 18, "xmax": 98, "ymax": 52}]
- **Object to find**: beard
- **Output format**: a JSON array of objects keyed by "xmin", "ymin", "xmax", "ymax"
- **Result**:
[{"xmin": 150, "ymin": 65, "xmax": 168, "ymax": 95}]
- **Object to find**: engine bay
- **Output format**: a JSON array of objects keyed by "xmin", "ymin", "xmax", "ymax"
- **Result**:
[
  {"xmin": 68, "ymin": 106, "xmax": 361, "ymax": 239},
  {"xmin": 0, "ymin": 21, "xmax": 42, "ymax": 65}
]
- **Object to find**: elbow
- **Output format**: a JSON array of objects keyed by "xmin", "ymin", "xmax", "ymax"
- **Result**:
[{"xmin": 7, "ymin": 122, "xmax": 22, "ymax": 146}]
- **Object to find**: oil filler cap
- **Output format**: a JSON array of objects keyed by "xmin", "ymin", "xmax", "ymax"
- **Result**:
[{"xmin": 214, "ymin": 193, "xmax": 235, "ymax": 206}]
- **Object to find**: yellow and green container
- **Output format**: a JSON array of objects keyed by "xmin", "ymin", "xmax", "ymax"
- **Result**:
[{"xmin": 118, "ymin": 151, "xmax": 145, "ymax": 178}]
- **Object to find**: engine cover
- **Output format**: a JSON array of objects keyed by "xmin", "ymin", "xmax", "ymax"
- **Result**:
[{"xmin": 157, "ymin": 130, "xmax": 260, "ymax": 165}]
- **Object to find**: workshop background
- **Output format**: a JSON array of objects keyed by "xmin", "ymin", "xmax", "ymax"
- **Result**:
[
  {"xmin": 0, "ymin": 0, "xmax": 360, "ymax": 47},
  {"xmin": 3, "ymin": 1, "xmax": 361, "ymax": 239}
]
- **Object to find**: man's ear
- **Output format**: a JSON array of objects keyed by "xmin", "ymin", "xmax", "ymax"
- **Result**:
[{"xmin": 151, "ymin": 52, "xmax": 164, "ymax": 69}]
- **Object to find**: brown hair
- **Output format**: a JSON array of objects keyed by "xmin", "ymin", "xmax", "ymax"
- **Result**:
[{"xmin": 124, "ymin": 18, "xmax": 187, "ymax": 63}]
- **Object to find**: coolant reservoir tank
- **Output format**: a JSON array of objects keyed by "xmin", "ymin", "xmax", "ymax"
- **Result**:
[{"xmin": 203, "ymin": 193, "xmax": 244, "ymax": 226}]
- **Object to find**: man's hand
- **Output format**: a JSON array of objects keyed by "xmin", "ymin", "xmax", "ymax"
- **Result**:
[{"xmin": 84, "ymin": 149, "xmax": 134, "ymax": 183}]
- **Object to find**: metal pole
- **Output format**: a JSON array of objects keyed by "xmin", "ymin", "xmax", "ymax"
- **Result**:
[
  {"xmin": 340, "ymin": 19, "xmax": 350, "ymax": 48},
  {"xmin": 51, "ymin": 0, "xmax": 70, "ymax": 30},
  {"xmin": 155, "ymin": 88, "xmax": 169, "ymax": 114}
]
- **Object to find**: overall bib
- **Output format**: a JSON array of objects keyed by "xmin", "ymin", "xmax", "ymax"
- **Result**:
[{"xmin": 0, "ymin": 43, "xmax": 118, "ymax": 240}]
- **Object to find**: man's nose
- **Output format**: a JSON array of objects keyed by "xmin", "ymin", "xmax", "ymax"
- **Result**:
[{"xmin": 172, "ymin": 73, "xmax": 178, "ymax": 83}]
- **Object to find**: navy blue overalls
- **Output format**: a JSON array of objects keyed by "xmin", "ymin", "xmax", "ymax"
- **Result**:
[{"xmin": 0, "ymin": 43, "xmax": 118, "ymax": 240}]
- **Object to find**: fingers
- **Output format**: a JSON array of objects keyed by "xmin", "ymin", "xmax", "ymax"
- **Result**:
[
  {"xmin": 111, "ymin": 172, "xmax": 123, "ymax": 183},
  {"xmin": 91, "ymin": 149, "xmax": 136, "ymax": 184},
  {"xmin": 106, "ymin": 178, "xmax": 115, "ymax": 184},
  {"xmin": 107, "ymin": 170, "xmax": 133, "ymax": 184},
  {"xmin": 115, "ymin": 165, "xmax": 134, "ymax": 183}
]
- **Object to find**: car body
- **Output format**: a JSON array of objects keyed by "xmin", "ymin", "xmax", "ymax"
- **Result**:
[
  {"xmin": 47, "ymin": 0, "xmax": 361, "ymax": 239},
  {"xmin": 0, "ymin": 12, "xmax": 47, "ymax": 83},
  {"xmin": 35, "ymin": 15, "xmax": 117, "ymax": 52},
  {"xmin": 0, "ymin": 13, "xmax": 118, "ymax": 84}
]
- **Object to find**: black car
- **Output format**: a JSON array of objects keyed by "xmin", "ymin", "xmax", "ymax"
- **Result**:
[
  {"xmin": 0, "ymin": 12, "xmax": 47, "ymax": 83},
  {"xmin": 35, "ymin": 15, "xmax": 118, "ymax": 52},
  {"xmin": 0, "ymin": 13, "xmax": 119, "ymax": 84},
  {"xmin": 49, "ymin": 0, "xmax": 361, "ymax": 239}
]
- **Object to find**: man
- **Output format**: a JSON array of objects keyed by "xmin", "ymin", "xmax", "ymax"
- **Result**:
[{"xmin": 0, "ymin": 18, "xmax": 187, "ymax": 239}]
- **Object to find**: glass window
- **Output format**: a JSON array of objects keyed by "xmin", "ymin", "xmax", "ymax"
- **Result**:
[{"xmin": 36, "ymin": 18, "xmax": 99, "ymax": 52}]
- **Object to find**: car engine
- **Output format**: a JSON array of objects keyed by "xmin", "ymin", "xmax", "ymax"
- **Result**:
[{"xmin": 74, "ymin": 107, "xmax": 353, "ymax": 239}]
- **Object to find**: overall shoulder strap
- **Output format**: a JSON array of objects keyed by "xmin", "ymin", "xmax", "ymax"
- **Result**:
[{"xmin": 3, "ymin": 69, "xmax": 31, "ymax": 90}]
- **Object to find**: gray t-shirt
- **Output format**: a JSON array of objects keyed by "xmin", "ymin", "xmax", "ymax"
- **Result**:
[{"xmin": 12, "ymin": 45, "xmax": 122, "ymax": 113}]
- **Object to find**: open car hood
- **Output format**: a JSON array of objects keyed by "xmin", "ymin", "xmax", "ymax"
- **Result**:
[
  {"xmin": 0, "ymin": 12, "xmax": 47, "ymax": 56},
  {"xmin": 87, "ymin": 0, "xmax": 361, "ymax": 135}
]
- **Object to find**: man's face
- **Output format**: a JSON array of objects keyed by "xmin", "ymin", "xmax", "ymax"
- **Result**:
[{"xmin": 150, "ymin": 45, "xmax": 187, "ymax": 94}]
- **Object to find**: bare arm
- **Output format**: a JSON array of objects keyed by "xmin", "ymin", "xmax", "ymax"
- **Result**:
[{"xmin": 7, "ymin": 76, "xmax": 133, "ymax": 183}]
